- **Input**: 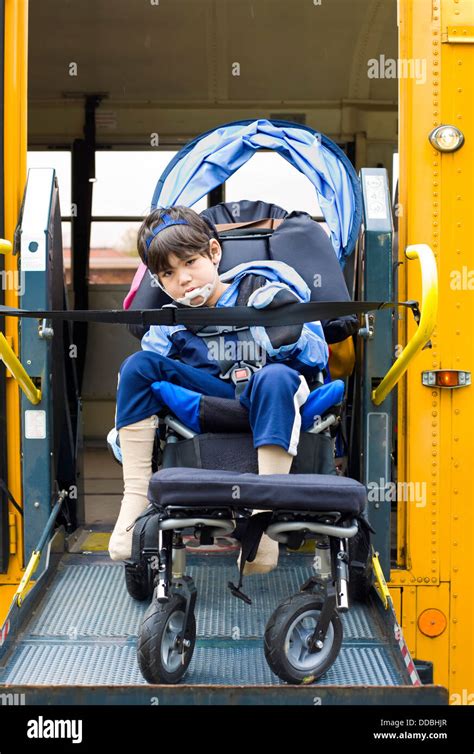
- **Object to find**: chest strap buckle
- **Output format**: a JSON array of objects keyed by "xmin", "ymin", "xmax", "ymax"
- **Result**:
[{"xmin": 230, "ymin": 363, "xmax": 257, "ymax": 397}]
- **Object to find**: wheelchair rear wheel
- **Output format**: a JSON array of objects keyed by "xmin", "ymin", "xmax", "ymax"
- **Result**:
[
  {"xmin": 348, "ymin": 526, "xmax": 374, "ymax": 603},
  {"xmin": 138, "ymin": 594, "xmax": 196, "ymax": 684},
  {"xmin": 264, "ymin": 592, "xmax": 342, "ymax": 684},
  {"xmin": 124, "ymin": 561, "xmax": 154, "ymax": 602}
]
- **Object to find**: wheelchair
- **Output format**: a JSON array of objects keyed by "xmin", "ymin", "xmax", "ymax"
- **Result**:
[{"xmin": 109, "ymin": 198, "xmax": 372, "ymax": 685}]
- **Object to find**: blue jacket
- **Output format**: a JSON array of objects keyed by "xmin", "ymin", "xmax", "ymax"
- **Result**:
[{"xmin": 141, "ymin": 260, "xmax": 328, "ymax": 380}]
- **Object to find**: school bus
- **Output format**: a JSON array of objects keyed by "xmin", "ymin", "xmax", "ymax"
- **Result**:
[{"xmin": 0, "ymin": 0, "xmax": 471, "ymax": 704}]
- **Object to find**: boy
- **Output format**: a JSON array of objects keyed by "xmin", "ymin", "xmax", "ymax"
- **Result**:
[{"xmin": 109, "ymin": 206, "xmax": 328, "ymax": 573}]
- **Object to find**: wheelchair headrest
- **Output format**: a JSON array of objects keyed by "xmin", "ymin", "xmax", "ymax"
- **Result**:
[
  {"xmin": 201, "ymin": 199, "xmax": 287, "ymax": 225},
  {"xmin": 127, "ymin": 200, "xmax": 354, "ymax": 343}
]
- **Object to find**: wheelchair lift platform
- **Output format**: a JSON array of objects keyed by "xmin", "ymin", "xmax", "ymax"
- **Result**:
[{"xmin": 0, "ymin": 548, "xmax": 447, "ymax": 704}]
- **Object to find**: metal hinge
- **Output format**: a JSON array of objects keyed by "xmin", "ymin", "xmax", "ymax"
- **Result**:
[
  {"xmin": 9, "ymin": 512, "xmax": 17, "ymax": 555},
  {"xmin": 443, "ymin": 26, "xmax": 474, "ymax": 43},
  {"xmin": 359, "ymin": 313, "xmax": 375, "ymax": 340}
]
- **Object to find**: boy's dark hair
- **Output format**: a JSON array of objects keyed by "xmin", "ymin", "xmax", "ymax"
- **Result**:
[{"xmin": 137, "ymin": 206, "xmax": 217, "ymax": 276}]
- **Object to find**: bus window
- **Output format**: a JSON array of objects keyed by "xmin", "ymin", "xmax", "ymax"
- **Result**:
[
  {"xmin": 27, "ymin": 150, "xmax": 72, "ymax": 212},
  {"xmin": 90, "ymin": 151, "xmax": 206, "ymax": 284}
]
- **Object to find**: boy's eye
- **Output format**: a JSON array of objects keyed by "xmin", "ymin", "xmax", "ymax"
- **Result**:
[{"xmin": 161, "ymin": 259, "xmax": 195, "ymax": 278}]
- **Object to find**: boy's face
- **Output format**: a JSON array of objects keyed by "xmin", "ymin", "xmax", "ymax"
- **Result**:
[{"xmin": 157, "ymin": 239, "xmax": 223, "ymax": 307}]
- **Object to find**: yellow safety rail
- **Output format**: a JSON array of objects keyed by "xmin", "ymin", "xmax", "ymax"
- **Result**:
[
  {"xmin": 372, "ymin": 549, "xmax": 393, "ymax": 611},
  {"xmin": 0, "ymin": 234, "xmax": 41, "ymax": 405},
  {"xmin": 0, "ymin": 239, "xmax": 12, "ymax": 254},
  {"xmin": 0, "ymin": 332, "xmax": 41, "ymax": 404},
  {"xmin": 14, "ymin": 550, "xmax": 41, "ymax": 607},
  {"xmin": 372, "ymin": 244, "xmax": 438, "ymax": 406},
  {"xmin": 11, "ymin": 490, "xmax": 68, "ymax": 607}
]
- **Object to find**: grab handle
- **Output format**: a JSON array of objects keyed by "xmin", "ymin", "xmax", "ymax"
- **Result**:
[{"xmin": 372, "ymin": 244, "xmax": 438, "ymax": 406}]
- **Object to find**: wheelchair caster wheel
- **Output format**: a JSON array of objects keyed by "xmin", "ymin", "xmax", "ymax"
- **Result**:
[
  {"xmin": 264, "ymin": 592, "xmax": 342, "ymax": 684},
  {"xmin": 124, "ymin": 560, "xmax": 154, "ymax": 602},
  {"xmin": 138, "ymin": 595, "xmax": 196, "ymax": 684}
]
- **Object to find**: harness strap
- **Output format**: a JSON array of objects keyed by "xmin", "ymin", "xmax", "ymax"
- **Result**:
[
  {"xmin": 0, "ymin": 478, "xmax": 23, "ymax": 516},
  {"xmin": 0, "ymin": 299, "xmax": 399, "ymax": 327},
  {"xmin": 228, "ymin": 511, "xmax": 273, "ymax": 604}
]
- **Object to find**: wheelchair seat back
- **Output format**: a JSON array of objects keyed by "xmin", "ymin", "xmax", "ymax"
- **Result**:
[{"xmin": 127, "ymin": 199, "xmax": 358, "ymax": 351}]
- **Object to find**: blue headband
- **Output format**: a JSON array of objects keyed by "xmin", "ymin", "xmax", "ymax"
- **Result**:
[{"xmin": 144, "ymin": 213, "xmax": 191, "ymax": 255}]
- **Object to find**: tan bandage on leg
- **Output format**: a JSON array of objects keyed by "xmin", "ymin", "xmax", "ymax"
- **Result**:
[{"xmin": 108, "ymin": 415, "xmax": 158, "ymax": 561}]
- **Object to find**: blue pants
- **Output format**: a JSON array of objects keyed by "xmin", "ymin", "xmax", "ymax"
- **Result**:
[{"xmin": 116, "ymin": 351, "xmax": 310, "ymax": 456}]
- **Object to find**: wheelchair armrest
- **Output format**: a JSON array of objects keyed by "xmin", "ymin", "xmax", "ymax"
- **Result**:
[
  {"xmin": 305, "ymin": 412, "xmax": 339, "ymax": 435},
  {"xmin": 163, "ymin": 414, "xmax": 198, "ymax": 440}
]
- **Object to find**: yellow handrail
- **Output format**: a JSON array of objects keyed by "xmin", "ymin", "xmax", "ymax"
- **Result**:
[
  {"xmin": 0, "ymin": 332, "xmax": 41, "ymax": 404},
  {"xmin": 0, "ymin": 239, "xmax": 12, "ymax": 254},
  {"xmin": 371, "ymin": 244, "xmax": 438, "ymax": 406}
]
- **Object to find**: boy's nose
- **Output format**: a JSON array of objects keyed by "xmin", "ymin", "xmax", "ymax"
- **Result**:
[{"xmin": 178, "ymin": 271, "xmax": 193, "ymax": 285}]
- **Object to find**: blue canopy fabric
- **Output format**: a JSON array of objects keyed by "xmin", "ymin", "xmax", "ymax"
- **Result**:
[{"xmin": 151, "ymin": 119, "xmax": 362, "ymax": 262}]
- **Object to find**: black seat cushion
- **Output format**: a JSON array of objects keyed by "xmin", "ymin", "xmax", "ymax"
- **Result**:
[
  {"xmin": 148, "ymin": 467, "xmax": 366, "ymax": 516},
  {"xmin": 200, "ymin": 396, "xmax": 251, "ymax": 433}
]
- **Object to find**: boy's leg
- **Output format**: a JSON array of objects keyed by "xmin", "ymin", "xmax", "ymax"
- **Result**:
[
  {"xmin": 111, "ymin": 352, "xmax": 235, "ymax": 562},
  {"xmin": 257, "ymin": 444, "xmax": 294, "ymax": 475},
  {"xmin": 238, "ymin": 364, "xmax": 310, "ymax": 575},
  {"xmin": 239, "ymin": 363, "xmax": 310, "ymax": 457},
  {"xmin": 237, "ymin": 445, "xmax": 294, "ymax": 575},
  {"xmin": 116, "ymin": 350, "xmax": 235, "ymax": 431},
  {"xmin": 108, "ymin": 415, "xmax": 158, "ymax": 561}
]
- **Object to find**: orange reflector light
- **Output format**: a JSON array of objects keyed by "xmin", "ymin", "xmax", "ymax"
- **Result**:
[
  {"xmin": 422, "ymin": 370, "xmax": 471, "ymax": 388},
  {"xmin": 418, "ymin": 609, "xmax": 447, "ymax": 638},
  {"xmin": 437, "ymin": 371, "xmax": 460, "ymax": 387}
]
